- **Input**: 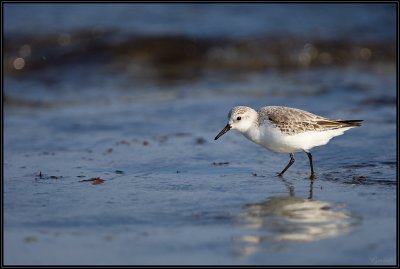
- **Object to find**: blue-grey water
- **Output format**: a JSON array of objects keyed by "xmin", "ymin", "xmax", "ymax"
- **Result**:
[
  {"xmin": 4, "ymin": 3, "xmax": 396, "ymax": 41},
  {"xmin": 3, "ymin": 3, "xmax": 397, "ymax": 265}
]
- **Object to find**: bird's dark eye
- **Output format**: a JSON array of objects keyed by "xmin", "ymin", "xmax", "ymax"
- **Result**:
[{"xmin": 236, "ymin": 116, "xmax": 241, "ymax": 121}]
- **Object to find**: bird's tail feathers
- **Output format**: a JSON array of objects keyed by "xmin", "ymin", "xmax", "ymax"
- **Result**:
[{"xmin": 336, "ymin": 120, "xmax": 363, "ymax": 127}]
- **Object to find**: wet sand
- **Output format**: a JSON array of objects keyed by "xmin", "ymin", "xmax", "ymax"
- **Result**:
[
  {"xmin": 4, "ymin": 65, "xmax": 396, "ymax": 265},
  {"xmin": 4, "ymin": 3, "xmax": 396, "ymax": 265}
]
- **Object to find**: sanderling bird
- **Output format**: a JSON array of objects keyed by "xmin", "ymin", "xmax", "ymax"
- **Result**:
[{"xmin": 214, "ymin": 106, "xmax": 362, "ymax": 178}]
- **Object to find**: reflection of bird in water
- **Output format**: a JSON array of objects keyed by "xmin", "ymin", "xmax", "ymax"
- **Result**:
[
  {"xmin": 235, "ymin": 178, "xmax": 358, "ymax": 256},
  {"xmin": 280, "ymin": 177, "xmax": 313, "ymax": 200}
]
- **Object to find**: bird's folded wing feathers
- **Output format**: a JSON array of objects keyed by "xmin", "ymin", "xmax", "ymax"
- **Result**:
[{"xmin": 258, "ymin": 106, "xmax": 362, "ymax": 135}]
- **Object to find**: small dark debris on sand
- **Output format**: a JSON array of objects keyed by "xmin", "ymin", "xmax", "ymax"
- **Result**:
[
  {"xmin": 35, "ymin": 171, "xmax": 63, "ymax": 180},
  {"xmin": 143, "ymin": 140, "xmax": 149, "ymax": 146},
  {"xmin": 23, "ymin": 236, "xmax": 38, "ymax": 243},
  {"xmin": 115, "ymin": 170, "xmax": 124, "ymax": 174},
  {"xmin": 115, "ymin": 140, "xmax": 131, "ymax": 146},
  {"xmin": 79, "ymin": 177, "xmax": 105, "ymax": 185},
  {"xmin": 213, "ymin": 162, "xmax": 230, "ymax": 166},
  {"xmin": 195, "ymin": 137, "xmax": 207, "ymax": 145},
  {"xmin": 251, "ymin": 172, "xmax": 265, "ymax": 177}
]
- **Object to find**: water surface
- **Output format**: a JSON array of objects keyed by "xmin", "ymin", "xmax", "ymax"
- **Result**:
[{"xmin": 4, "ymin": 3, "xmax": 397, "ymax": 265}]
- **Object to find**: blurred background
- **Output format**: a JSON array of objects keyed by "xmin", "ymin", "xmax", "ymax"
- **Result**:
[
  {"xmin": 4, "ymin": 3, "xmax": 397, "ymax": 265},
  {"xmin": 4, "ymin": 3, "xmax": 396, "ymax": 104}
]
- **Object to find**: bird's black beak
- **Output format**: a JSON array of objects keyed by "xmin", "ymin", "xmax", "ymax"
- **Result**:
[{"xmin": 214, "ymin": 124, "xmax": 231, "ymax": 140}]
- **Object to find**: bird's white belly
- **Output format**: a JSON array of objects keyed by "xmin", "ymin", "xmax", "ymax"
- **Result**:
[
  {"xmin": 245, "ymin": 124, "xmax": 352, "ymax": 153},
  {"xmin": 258, "ymin": 127, "xmax": 302, "ymax": 153}
]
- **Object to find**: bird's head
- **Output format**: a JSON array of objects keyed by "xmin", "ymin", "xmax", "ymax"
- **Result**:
[{"xmin": 214, "ymin": 106, "xmax": 258, "ymax": 140}]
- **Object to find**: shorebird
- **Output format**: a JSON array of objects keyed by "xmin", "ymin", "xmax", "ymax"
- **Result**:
[{"xmin": 214, "ymin": 106, "xmax": 362, "ymax": 178}]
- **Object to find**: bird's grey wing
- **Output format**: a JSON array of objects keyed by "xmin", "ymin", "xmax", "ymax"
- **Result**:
[{"xmin": 259, "ymin": 106, "xmax": 357, "ymax": 135}]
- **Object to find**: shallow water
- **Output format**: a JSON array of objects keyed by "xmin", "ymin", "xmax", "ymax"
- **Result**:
[
  {"xmin": 4, "ymin": 65, "xmax": 396, "ymax": 265},
  {"xmin": 4, "ymin": 3, "xmax": 396, "ymax": 40},
  {"xmin": 3, "ymin": 3, "xmax": 397, "ymax": 266}
]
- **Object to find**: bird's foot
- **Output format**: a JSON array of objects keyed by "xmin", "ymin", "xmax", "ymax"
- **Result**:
[{"xmin": 277, "ymin": 172, "xmax": 284, "ymax": 177}]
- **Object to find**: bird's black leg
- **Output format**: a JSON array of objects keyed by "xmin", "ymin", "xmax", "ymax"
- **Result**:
[
  {"xmin": 278, "ymin": 153, "xmax": 295, "ymax": 177},
  {"xmin": 306, "ymin": 152, "xmax": 315, "ymax": 178},
  {"xmin": 308, "ymin": 176, "xmax": 314, "ymax": 200}
]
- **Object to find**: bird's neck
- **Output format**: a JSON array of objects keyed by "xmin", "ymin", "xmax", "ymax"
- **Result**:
[{"xmin": 242, "ymin": 122, "xmax": 261, "ymax": 144}]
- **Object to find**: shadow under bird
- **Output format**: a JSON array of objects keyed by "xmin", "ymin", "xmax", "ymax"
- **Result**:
[{"xmin": 214, "ymin": 106, "xmax": 362, "ymax": 178}]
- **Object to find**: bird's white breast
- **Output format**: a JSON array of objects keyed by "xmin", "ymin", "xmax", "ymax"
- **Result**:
[{"xmin": 243, "ymin": 122, "xmax": 353, "ymax": 153}]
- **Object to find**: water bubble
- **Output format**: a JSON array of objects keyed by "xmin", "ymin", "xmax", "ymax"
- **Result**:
[
  {"xmin": 360, "ymin": 48, "xmax": 372, "ymax": 60},
  {"xmin": 13, "ymin": 57, "xmax": 25, "ymax": 70},
  {"xmin": 298, "ymin": 51, "xmax": 311, "ymax": 66},
  {"xmin": 304, "ymin": 43, "xmax": 318, "ymax": 59}
]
